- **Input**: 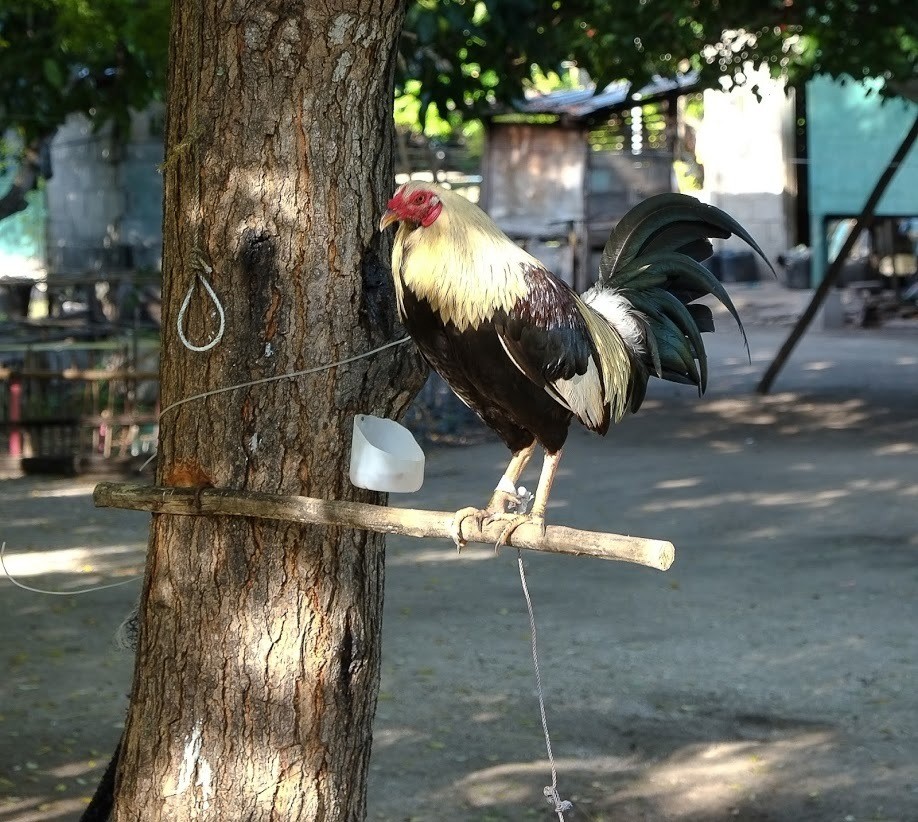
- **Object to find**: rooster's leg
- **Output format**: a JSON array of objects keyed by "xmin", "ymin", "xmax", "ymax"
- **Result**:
[
  {"xmin": 528, "ymin": 448, "xmax": 561, "ymax": 523},
  {"xmin": 494, "ymin": 448, "xmax": 562, "ymax": 547},
  {"xmin": 449, "ymin": 442, "xmax": 536, "ymax": 548},
  {"xmin": 486, "ymin": 441, "xmax": 536, "ymax": 513}
]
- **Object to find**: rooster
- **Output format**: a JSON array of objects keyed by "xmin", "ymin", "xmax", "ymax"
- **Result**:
[{"xmin": 380, "ymin": 183, "xmax": 770, "ymax": 546}]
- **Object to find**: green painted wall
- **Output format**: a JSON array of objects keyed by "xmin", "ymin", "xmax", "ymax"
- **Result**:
[
  {"xmin": 807, "ymin": 76, "xmax": 918, "ymax": 283},
  {"xmin": 0, "ymin": 167, "xmax": 46, "ymax": 280}
]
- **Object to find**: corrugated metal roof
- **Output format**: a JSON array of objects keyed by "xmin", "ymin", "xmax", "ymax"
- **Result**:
[{"xmin": 504, "ymin": 73, "xmax": 698, "ymax": 120}]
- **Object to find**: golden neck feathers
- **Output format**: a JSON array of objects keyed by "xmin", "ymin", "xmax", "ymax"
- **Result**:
[{"xmin": 390, "ymin": 184, "xmax": 537, "ymax": 331}]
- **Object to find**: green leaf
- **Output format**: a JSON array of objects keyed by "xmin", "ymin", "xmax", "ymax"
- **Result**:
[{"xmin": 42, "ymin": 58, "xmax": 64, "ymax": 89}]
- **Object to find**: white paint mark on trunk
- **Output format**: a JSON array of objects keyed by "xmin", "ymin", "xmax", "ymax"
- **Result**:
[
  {"xmin": 175, "ymin": 722, "xmax": 202, "ymax": 795},
  {"xmin": 172, "ymin": 721, "xmax": 213, "ymax": 809},
  {"xmin": 197, "ymin": 756, "xmax": 214, "ymax": 810}
]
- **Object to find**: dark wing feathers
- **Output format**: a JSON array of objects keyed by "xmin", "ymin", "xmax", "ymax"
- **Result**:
[
  {"xmin": 500, "ymin": 316, "xmax": 591, "ymax": 383},
  {"xmin": 641, "ymin": 224, "xmax": 724, "ymax": 261},
  {"xmin": 620, "ymin": 251, "xmax": 748, "ymax": 351},
  {"xmin": 687, "ymin": 303, "xmax": 715, "ymax": 333},
  {"xmin": 496, "ymin": 266, "xmax": 593, "ymax": 386}
]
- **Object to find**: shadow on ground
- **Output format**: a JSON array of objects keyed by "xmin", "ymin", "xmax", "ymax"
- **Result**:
[{"xmin": 1, "ymin": 320, "xmax": 916, "ymax": 820}]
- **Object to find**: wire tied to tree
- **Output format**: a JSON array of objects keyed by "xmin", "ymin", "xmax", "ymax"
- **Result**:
[
  {"xmin": 134, "ymin": 337, "xmax": 411, "ymax": 471},
  {"xmin": 2, "ymin": 339, "xmax": 415, "ymax": 594},
  {"xmin": 0, "ymin": 541, "xmax": 139, "ymax": 596},
  {"xmin": 158, "ymin": 336, "xmax": 412, "ymax": 418}
]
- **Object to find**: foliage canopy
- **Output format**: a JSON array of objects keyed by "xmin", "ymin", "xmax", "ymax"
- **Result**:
[
  {"xmin": 0, "ymin": 0, "xmax": 168, "ymax": 146},
  {"xmin": 0, "ymin": 1, "xmax": 915, "ymax": 153},
  {"xmin": 400, "ymin": 0, "xmax": 918, "ymax": 130}
]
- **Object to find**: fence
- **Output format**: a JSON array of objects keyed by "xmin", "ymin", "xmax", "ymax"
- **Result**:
[{"xmin": 0, "ymin": 336, "xmax": 159, "ymax": 475}]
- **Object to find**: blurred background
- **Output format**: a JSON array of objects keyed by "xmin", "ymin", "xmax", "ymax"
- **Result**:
[{"xmin": 0, "ymin": 1, "xmax": 915, "ymax": 474}]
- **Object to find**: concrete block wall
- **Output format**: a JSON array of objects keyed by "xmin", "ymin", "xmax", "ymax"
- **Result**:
[
  {"xmin": 45, "ymin": 106, "xmax": 164, "ymax": 273},
  {"xmin": 696, "ymin": 66, "xmax": 795, "ymax": 274}
]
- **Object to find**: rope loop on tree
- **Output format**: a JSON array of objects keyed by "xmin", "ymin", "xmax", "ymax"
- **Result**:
[{"xmin": 176, "ymin": 257, "xmax": 226, "ymax": 353}]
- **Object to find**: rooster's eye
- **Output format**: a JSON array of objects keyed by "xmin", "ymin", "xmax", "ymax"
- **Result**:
[{"xmin": 413, "ymin": 193, "xmax": 425, "ymax": 204}]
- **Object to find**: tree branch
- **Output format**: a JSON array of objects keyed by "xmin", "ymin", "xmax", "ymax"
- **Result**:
[{"xmin": 93, "ymin": 482, "xmax": 675, "ymax": 570}]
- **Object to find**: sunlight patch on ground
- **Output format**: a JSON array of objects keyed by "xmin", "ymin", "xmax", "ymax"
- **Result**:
[
  {"xmin": 697, "ymin": 395, "xmax": 874, "ymax": 434},
  {"xmin": 0, "ymin": 796, "xmax": 89, "ymax": 821},
  {"xmin": 47, "ymin": 760, "xmax": 99, "ymax": 779},
  {"xmin": 625, "ymin": 731, "xmax": 839, "ymax": 818},
  {"xmin": 449, "ymin": 754, "xmax": 639, "ymax": 808},
  {"xmin": 655, "ymin": 477, "xmax": 701, "ymax": 490},
  {"xmin": 641, "ymin": 487, "xmax": 851, "ymax": 514},
  {"xmin": 1, "ymin": 543, "xmax": 145, "ymax": 577},
  {"xmin": 373, "ymin": 727, "xmax": 423, "ymax": 750},
  {"xmin": 388, "ymin": 547, "xmax": 494, "ymax": 565},
  {"xmin": 874, "ymin": 442, "xmax": 918, "ymax": 456},
  {"xmin": 28, "ymin": 486, "xmax": 95, "ymax": 499}
]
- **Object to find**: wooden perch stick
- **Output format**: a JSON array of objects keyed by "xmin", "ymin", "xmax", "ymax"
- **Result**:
[{"xmin": 93, "ymin": 482, "xmax": 674, "ymax": 571}]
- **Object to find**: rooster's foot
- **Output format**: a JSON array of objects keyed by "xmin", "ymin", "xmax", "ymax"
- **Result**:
[
  {"xmin": 449, "ymin": 506, "xmax": 488, "ymax": 551},
  {"xmin": 491, "ymin": 513, "xmax": 545, "ymax": 552},
  {"xmin": 487, "ymin": 488, "xmax": 530, "ymax": 515},
  {"xmin": 449, "ymin": 488, "xmax": 527, "ymax": 549},
  {"xmin": 449, "ymin": 503, "xmax": 544, "ymax": 552}
]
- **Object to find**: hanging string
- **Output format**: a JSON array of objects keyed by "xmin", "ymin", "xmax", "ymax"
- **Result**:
[{"xmin": 516, "ymin": 548, "xmax": 573, "ymax": 820}]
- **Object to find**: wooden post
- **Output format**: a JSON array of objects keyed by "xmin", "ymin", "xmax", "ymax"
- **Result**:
[{"xmin": 8, "ymin": 374, "xmax": 22, "ymax": 458}]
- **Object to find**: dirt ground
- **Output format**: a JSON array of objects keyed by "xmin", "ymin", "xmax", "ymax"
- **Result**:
[{"xmin": 1, "ymin": 283, "xmax": 917, "ymax": 821}]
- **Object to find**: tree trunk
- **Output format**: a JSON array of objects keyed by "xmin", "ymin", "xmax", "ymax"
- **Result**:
[{"xmin": 113, "ymin": 2, "xmax": 423, "ymax": 819}]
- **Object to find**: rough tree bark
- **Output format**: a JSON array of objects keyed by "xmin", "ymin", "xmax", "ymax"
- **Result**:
[{"xmin": 113, "ymin": 1, "xmax": 424, "ymax": 819}]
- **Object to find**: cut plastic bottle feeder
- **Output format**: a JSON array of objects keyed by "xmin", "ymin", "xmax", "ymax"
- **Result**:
[{"xmin": 349, "ymin": 414, "xmax": 425, "ymax": 493}]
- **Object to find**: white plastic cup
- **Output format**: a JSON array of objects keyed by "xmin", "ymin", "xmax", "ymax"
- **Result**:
[{"xmin": 349, "ymin": 414, "xmax": 425, "ymax": 493}]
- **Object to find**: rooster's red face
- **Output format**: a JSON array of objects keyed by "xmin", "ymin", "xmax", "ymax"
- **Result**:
[{"xmin": 379, "ymin": 185, "xmax": 442, "ymax": 230}]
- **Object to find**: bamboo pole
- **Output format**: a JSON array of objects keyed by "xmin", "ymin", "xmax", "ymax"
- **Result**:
[{"xmin": 93, "ymin": 482, "xmax": 675, "ymax": 571}]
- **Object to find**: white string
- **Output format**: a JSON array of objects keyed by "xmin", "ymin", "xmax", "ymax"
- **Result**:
[
  {"xmin": 176, "ymin": 265, "xmax": 226, "ymax": 352},
  {"xmin": 0, "ymin": 541, "xmax": 140, "ymax": 596},
  {"xmin": 158, "ymin": 336, "xmax": 411, "ymax": 418},
  {"xmin": 138, "ymin": 337, "xmax": 412, "ymax": 475},
  {"xmin": 516, "ymin": 548, "xmax": 573, "ymax": 820},
  {"xmin": 4, "ymin": 338, "xmax": 414, "ymax": 592}
]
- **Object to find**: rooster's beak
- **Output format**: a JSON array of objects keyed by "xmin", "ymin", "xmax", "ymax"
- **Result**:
[{"xmin": 379, "ymin": 210, "xmax": 399, "ymax": 231}]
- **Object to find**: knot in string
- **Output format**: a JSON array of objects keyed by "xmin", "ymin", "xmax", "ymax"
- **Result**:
[
  {"xmin": 517, "ymin": 548, "xmax": 573, "ymax": 820},
  {"xmin": 544, "ymin": 785, "xmax": 574, "ymax": 819}
]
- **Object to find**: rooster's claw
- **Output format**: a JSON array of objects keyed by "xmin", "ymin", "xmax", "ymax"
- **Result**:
[
  {"xmin": 449, "ymin": 507, "xmax": 485, "ymax": 551},
  {"xmin": 493, "ymin": 513, "xmax": 545, "ymax": 551}
]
